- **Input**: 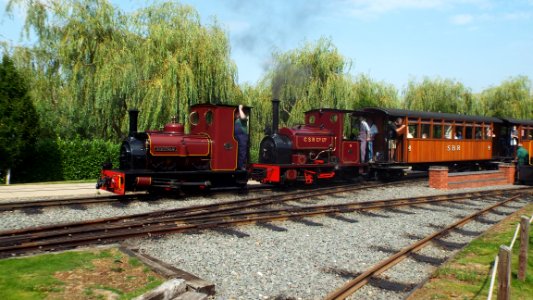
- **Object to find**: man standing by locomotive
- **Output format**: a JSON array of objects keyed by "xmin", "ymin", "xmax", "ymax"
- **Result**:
[
  {"xmin": 234, "ymin": 105, "xmax": 249, "ymax": 170},
  {"xmin": 359, "ymin": 117, "xmax": 370, "ymax": 163}
]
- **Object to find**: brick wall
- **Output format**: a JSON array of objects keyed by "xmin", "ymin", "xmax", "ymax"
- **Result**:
[{"xmin": 429, "ymin": 164, "xmax": 515, "ymax": 190}]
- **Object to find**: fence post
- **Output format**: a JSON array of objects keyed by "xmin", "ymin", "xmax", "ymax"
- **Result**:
[
  {"xmin": 497, "ymin": 245, "xmax": 511, "ymax": 300},
  {"xmin": 518, "ymin": 216, "xmax": 530, "ymax": 281}
]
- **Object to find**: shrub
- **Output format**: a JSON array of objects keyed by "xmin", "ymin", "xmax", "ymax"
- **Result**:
[{"xmin": 11, "ymin": 138, "xmax": 120, "ymax": 183}]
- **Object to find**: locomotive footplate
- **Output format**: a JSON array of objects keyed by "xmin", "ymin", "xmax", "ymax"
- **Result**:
[
  {"xmin": 251, "ymin": 163, "xmax": 337, "ymax": 185},
  {"xmin": 98, "ymin": 169, "xmax": 248, "ymax": 195}
]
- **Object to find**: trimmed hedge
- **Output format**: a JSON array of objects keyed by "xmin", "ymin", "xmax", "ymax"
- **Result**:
[{"xmin": 11, "ymin": 138, "xmax": 120, "ymax": 183}]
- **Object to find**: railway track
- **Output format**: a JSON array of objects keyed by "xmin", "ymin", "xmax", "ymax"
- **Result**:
[
  {"xmin": 324, "ymin": 192, "xmax": 532, "ymax": 299},
  {"xmin": 0, "ymin": 178, "xmax": 422, "ymax": 211},
  {"xmin": 0, "ymin": 185, "xmax": 529, "ymax": 258}
]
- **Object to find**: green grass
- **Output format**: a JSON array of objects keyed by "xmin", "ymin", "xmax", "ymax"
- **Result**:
[
  {"xmin": 0, "ymin": 249, "xmax": 163, "ymax": 300},
  {"xmin": 411, "ymin": 204, "xmax": 533, "ymax": 299},
  {"xmin": 0, "ymin": 251, "xmax": 110, "ymax": 300}
]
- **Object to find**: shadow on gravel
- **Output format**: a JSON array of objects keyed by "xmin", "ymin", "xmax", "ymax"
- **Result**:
[
  {"xmin": 211, "ymin": 227, "xmax": 250, "ymax": 238},
  {"xmin": 404, "ymin": 233, "xmax": 424, "ymax": 240},
  {"xmin": 407, "ymin": 204, "xmax": 445, "ymax": 212},
  {"xmin": 321, "ymin": 267, "xmax": 417, "ymax": 292},
  {"xmin": 432, "ymin": 202, "xmax": 466, "ymax": 209},
  {"xmin": 451, "ymin": 200, "xmax": 479, "ymax": 207},
  {"xmin": 489, "ymin": 209, "xmax": 511, "ymax": 216},
  {"xmin": 271, "ymin": 295, "xmax": 297, "ymax": 300},
  {"xmin": 182, "ymin": 229, "xmax": 203, "ymax": 235},
  {"xmin": 290, "ymin": 217, "xmax": 323, "ymax": 227},
  {"xmin": 326, "ymin": 213, "xmax": 358, "ymax": 223},
  {"xmin": 21, "ymin": 207, "xmax": 43, "ymax": 214},
  {"xmin": 383, "ymin": 207, "xmax": 416, "ymax": 215},
  {"xmin": 327, "ymin": 194, "xmax": 347, "ymax": 199},
  {"xmin": 297, "ymin": 199, "xmax": 320, "ymax": 205},
  {"xmin": 474, "ymin": 216, "xmax": 499, "ymax": 225},
  {"xmin": 357, "ymin": 210, "xmax": 391, "ymax": 218},
  {"xmin": 433, "ymin": 238, "xmax": 468, "ymax": 250},
  {"xmin": 66, "ymin": 204, "xmax": 87, "ymax": 210},
  {"xmin": 372, "ymin": 246, "xmax": 449, "ymax": 266},
  {"xmin": 110, "ymin": 201, "xmax": 133, "ymax": 208},
  {"xmin": 451, "ymin": 227, "xmax": 482, "ymax": 237},
  {"xmin": 255, "ymin": 221, "xmax": 288, "ymax": 232}
]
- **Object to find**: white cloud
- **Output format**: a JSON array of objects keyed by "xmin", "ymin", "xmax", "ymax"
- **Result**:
[{"xmin": 450, "ymin": 14, "xmax": 474, "ymax": 25}]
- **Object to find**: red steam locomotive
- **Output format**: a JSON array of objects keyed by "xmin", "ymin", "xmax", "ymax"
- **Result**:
[{"xmin": 97, "ymin": 104, "xmax": 250, "ymax": 195}]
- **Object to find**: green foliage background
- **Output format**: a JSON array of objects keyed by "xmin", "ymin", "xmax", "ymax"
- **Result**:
[
  {"xmin": 12, "ymin": 138, "xmax": 120, "ymax": 183},
  {"xmin": 1, "ymin": 0, "xmax": 532, "ymax": 183}
]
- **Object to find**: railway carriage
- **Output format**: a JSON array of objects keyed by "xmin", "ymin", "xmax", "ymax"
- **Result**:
[{"xmin": 357, "ymin": 108, "xmax": 504, "ymax": 175}]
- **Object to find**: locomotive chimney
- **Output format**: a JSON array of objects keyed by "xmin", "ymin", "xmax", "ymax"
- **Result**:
[
  {"xmin": 272, "ymin": 99, "xmax": 280, "ymax": 134},
  {"xmin": 128, "ymin": 109, "xmax": 139, "ymax": 137}
]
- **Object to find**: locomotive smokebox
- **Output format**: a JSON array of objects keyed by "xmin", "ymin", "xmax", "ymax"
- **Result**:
[
  {"xmin": 272, "ymin": 99, "xmax": 280, "ymax": 134},
  {"xmin": 128, "ymin": 109, "xmax": 139, "ymax": 137}
]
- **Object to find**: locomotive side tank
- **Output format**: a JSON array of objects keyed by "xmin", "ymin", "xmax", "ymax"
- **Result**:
[{"xmin": 97, "ymin": 104, "xmax": 250, "ymax": 195}]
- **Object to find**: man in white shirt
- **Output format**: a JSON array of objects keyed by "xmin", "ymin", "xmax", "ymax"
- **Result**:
[{"xmin": 359, "ymin": 117, "xmax": 370, "ymax": 163}]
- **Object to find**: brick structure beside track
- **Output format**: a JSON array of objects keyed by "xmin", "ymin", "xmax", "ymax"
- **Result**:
[{"xmin": 429, "ymin": 163, "xmax": 516, "ymax": 189}]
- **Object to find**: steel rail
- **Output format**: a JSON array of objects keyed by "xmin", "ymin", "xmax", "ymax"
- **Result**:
[{"xmin": 324, "ymin": 194, "xmax": 526, "ymax": 300}]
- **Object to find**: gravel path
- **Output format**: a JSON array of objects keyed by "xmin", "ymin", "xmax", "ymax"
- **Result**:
[{"xmin": 0, "ymin": 182, "xmax": 529, "ymax": 299}]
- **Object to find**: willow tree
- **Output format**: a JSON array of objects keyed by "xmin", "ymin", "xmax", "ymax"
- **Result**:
[
  {"xmin": 403, "ymin": 77, "xmax": 474, "ymax": 114},
  {"xmin": 6, "ymin": 0, "xmax": 238, "ymax": 140},
  {"xmin": 350, "ymin": 74, "xmax": 399, "ymax": 109},
  {"xmin": 261, "ymin": 38, "xmax": 352, "ymax": 126},
  {"xmin": 479, "ymin": 76, "xmax": 533, "ymax": 119}
]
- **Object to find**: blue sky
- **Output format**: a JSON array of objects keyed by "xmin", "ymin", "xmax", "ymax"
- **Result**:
[{"xmin": 2, "ymin": 0, "xmax": 532, "ymax": 93}]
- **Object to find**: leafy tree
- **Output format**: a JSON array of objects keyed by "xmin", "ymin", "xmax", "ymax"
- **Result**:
[
  {"xmin": 479, "ymin": 76, "xmax": 533, "ymax": 119},
  {"xmin": 0, "ymin": 54, "xmax": 39, "ymax": 181},
  {"xmin": 403, "ymin": 77, "xmax": 474, "ymax": 114},
  {"xmin": 351, "ymin": 74, "xmax": 398, "ymax": 109},
  {"xmin": 6, "ymin": 0, "xmax": 239, "ymax": 140}
]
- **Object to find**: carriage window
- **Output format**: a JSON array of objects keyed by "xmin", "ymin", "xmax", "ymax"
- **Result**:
[
  {"xmin": 433, "ymin": 123, "xmax": 442, "ymax": 139},
  {"xmin": 189, "ymin": 111, "xmax": 199, "ymax": 126},
  {"xmin": 484, "ymin": 125, "xmax": 493, "ymax": 139},
  {"xmin": 474, "ymin": 126, "xmax": 483, "ymax": 140},
  {"xmin": 465, "ymin": 124, "xmax": 473, "ymax": 139},
  {"xmin": 524, "ymin": 127, "xmax": 532, "ymax": 140},
  {"xmin": 408, "ymin": 124, "xmax": 417, "ymax": 138},
  {"xmin": 444, "ymin": 123, "xmax": 453, "ymax": 139},
  {"xmin": 205, "ymin": 110, "xmax": 213, "ymax": 125},
  {"xmin": 308, "ymin": 115, "xmax": 316, "ymax": 125},
  {"xmin": 421, "ymin": 124, "xmax": 430, "ymax": 138},
  {"xmin": 407, "ymin": 118, "xmax": 418, "ymax": 139},
  {"xmin": 455, "ymin": 126, "xmax": 463, "ymax": 139},
  {"xmin": 330, "ymin": 114, "xmax": 338, "ymax": 123}
]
